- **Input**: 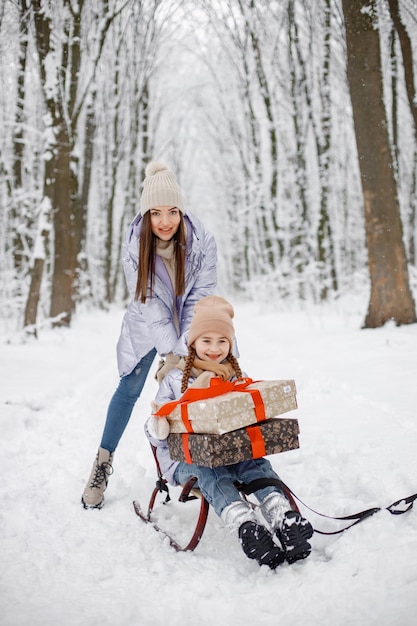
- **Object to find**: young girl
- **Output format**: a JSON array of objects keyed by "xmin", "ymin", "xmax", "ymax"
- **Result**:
[
  {"xmin": 146, "ymin": 296, "xmax": 313, "ymax": 570},
  {"xmin": 82, "ymin": 162, "xmax": 217, "ymax": 509}
]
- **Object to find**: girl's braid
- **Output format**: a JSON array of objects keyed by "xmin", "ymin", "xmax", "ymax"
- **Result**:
[
  {"xmin": 181, "ymin": 345, "xmax": 197, "ymax": 393},
  {"xmin": 227, "ymin": 352, "xmax": 242, "ymax": 379}
]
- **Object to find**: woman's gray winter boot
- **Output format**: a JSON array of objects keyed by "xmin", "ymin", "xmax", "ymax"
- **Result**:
[{"xmin": 81, "ymin": 447, "xmax": 114, "ymax": 509}]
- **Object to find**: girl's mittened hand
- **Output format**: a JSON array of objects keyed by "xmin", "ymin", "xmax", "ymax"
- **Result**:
[
  {"xmin": 148, "ymin": 415, "xmax": 170, "ymax": 440},
  {"xmin": 218, "ymin": 362, "xmax": 235, "ymax": 381},
  {"xmin": 190, "ymin": 370, "xmax": 216, "ymax": 388},
  {"xmin": 151, "ymin": 400, "xmax": 161, "ymax": 413}
]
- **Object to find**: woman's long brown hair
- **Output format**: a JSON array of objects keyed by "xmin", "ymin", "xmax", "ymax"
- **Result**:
[{"xmin": 135, "ymin": 211, "xmax": 186, "ymax": 303}]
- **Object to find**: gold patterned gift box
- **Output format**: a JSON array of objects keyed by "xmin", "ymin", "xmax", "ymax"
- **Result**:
[
  {"xmin": 164, "ymin": 379, "xmax": 297, "ymax": 435},
  {"xmin": 167, "ymin": 418, "xmax": 300, "ymax": 468}
]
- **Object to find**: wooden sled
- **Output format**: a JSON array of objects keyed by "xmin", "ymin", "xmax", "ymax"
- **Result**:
[{"xmin": 133, "ymin": 444, "xmax": 298, "ymax": 552}]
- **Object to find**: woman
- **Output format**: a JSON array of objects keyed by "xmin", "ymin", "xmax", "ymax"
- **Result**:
[{"xmin": 82, "ymin": 161, "xmax": 217, "ymax": 509}]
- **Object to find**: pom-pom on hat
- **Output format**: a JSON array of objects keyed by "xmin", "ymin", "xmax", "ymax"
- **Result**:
[
  {"xmin": 140, "ymin": 161, "xmax": 185, "ymax": 215},
  {"xmin": 188, "ymin": 296, "xmax": 235, "ymax": 348}
]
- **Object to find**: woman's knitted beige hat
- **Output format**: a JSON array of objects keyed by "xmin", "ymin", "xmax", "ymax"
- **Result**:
[
  {"xmin": 188, "ymin": 296, "xmax": 235, "ymax": 348},
  {"xmin": 140, "ymin": 161, "xmax": 185, "ymax": 215}
]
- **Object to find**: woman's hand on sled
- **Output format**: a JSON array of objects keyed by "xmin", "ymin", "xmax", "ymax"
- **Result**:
[{"xmin": 155, "ymin": 353, "xmax": 180, "ymax": 384}]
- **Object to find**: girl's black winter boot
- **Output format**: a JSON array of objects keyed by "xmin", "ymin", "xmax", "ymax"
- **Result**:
[
  {"xmin": 277, "ymin": 510, "xmax": 314, "ymax": 564},
  {"xmin": 239, "ymin": 521, "xmax": 285, "ymax": 570}
]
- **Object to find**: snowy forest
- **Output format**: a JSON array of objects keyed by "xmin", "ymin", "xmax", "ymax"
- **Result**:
[{"xmin": 1, "ymin": 0, "xmax": 417, "ymax": 332}]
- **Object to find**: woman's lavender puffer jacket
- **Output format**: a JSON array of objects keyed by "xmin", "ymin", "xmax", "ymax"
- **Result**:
[{"xmin": 116, "ymin": 211, "xmax": 217, "ymax": 377}]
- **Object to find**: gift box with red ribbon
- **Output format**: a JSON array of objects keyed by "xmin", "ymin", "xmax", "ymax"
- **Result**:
[
  {"xmin": 155, "ymin": 377, "xmax": 297, "ymax": 435},
  {"xmin": 167, "ymin": 418, "xmax": 300, "ymax": 468}
]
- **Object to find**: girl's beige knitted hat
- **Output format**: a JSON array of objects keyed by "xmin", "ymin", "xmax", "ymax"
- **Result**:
[
  {"xmin": 188, "ymin": 296, "xmax": 235, "ymax": 348},
  {"xmin": 140, "ymin": 161, "xmax": 185, "ymax": 215}
]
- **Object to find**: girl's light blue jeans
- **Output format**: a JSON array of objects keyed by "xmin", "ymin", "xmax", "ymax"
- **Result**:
[
  {"xmin": 100, "ymin": 348, "xmax": 157, "ymax": 452},
  {"xmin": 173, "ymin": 457, "xmax": 284, "ymax": 517}
]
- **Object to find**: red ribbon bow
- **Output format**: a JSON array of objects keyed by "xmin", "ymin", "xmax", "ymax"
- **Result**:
[{"xmin": 155, "ymin": 377, "xmax": 266, "ymax": 433}]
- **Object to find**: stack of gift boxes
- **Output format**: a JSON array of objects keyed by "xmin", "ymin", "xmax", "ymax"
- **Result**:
[{"xmin": 157, "ymin": 379, "xmax": 300, "ymax": 468}]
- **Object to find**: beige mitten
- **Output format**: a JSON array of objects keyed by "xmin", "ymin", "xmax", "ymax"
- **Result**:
[
  {"xmin": 191, "ymin": 359, "xmax": 235, "ymax": 382},
  {"xmin": 189, "ymin": 370, "xmax": 217, "ymax": 389},
  {"xmin": 148, "ymin": 415, "xmax": 170, "ymax": 440}
]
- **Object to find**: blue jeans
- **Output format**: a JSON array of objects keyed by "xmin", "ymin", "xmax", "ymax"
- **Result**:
[
  {"xmin": 100, "ymin": 348, "xmax": 157, "ymax": 452},
  {"xmin": 173, "ymin": 457, "xmax": 284, "ymax": 517}
]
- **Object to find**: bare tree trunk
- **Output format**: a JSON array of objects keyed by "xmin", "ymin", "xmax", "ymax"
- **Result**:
[
  {"xmin": 247, "ymin": 2, "xmax": 280, "ymax": 269},
  {"xmin": 31, "ymin": 1, "xmax": 75, "ymax": 326},
  {"xmin": 73, "ymin": 99, "xmax": 96, "ymax": 305},
  {"xmin": 316, "ymin": 0, "xmax": 337, "ymax": 298},
  {"xmin": 29, "ymin": 0, "xmax": 124, "ymax": 326},
  {"xmin": 288, "ymin": 0, "xmax": 310, "ymax": 297},
  {"xmin": 49, "ymin": 121, "xmax": 75, "ymax": 325},
  {"xmin": 342, "ymin": 0, "xmax": 416, "ymax": 328},
  {"xmin": 23, "ymin": 207, "xmax": 50, "ymax": 333},
  {"xmin": 11, "ymin": 0, "xmax": 30, "ymax": 273},
  {"xmin": 387, "ymin": 0, "xmax": 417, "ymax": 267},
  {"xmin": 389, "ymin": 29, "xmax": 399, "ymax": 172},
  {"xmin": 409, "ymin": 150, "xmax": 417, "ymax": 265},
  {"xmin": 23, "ymin": 257, "xmax": 45, "ymax": 335},
  {"xmin": 387, "ymin": 0, "xmax": 417, "ymax": 142}
]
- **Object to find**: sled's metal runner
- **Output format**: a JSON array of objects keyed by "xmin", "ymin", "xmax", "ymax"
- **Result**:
[{"xmin": 133, "ymin": 475, "xmax": 210, "ymax": 552}]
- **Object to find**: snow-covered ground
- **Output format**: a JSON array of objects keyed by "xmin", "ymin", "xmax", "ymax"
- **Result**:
[{"xmin": 1, "ymin": 296, "xmax": 416, "ymax": 626}]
